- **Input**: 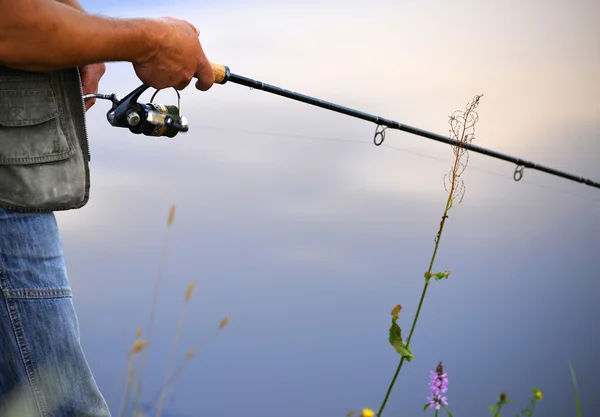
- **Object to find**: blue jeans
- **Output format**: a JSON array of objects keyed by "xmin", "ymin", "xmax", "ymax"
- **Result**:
[{"xmin": 0, "ymin": 208, "xmax": 110, "ymax": 417}]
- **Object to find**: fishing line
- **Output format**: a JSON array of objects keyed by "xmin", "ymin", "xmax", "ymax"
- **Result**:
[{"xmin": 194, "ymin": 124, "xmax": 600, "ymax": 204}]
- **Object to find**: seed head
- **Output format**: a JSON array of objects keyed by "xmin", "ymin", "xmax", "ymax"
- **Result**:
[
  {"xmin": 435, "ymin": 361, "xmax": 444, "ymax": 375},
  {"xmin": 131, "ymin": 339, "xmax": 148, "ymax": 354},
  {"xmin": 219, "ymin": 316, "xmax": 229, "ymax": 329},
  {"xmin": 185, "ymin": 281, "xmax": 195, "ymax": 302},
  {"xmin": 167, "ymin": 205, "xmax": 176, "ymax": 226}
]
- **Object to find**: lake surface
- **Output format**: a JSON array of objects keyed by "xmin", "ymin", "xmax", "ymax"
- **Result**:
[{"xmin": 55, "ymin": 1, "xmax": 600, "ymax": 415}]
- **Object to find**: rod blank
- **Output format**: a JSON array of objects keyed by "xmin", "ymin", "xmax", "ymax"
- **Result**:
[{"xmin": 210, "ymin": 63, "xmax": 600, "ymax": 190}]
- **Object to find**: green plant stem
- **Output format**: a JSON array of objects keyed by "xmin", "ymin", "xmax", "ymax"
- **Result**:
[
  {"xmin": 570, "ymin": 361, "xmax": 582, "ymax": 417},
  {"xmin": 582, "ymin": 384, "xmax": 600, "ymax": 416},
  {"xmin": 377, "ymin": 204, "xmax": 451, "ymax": 416},
  {"xmin": 528, "ymin": 401, "xmax": 537, "ymax": 417},
  {"xmin": 377, "ymin": 127, "xmax": 463, "ymax": 416},
  {"xmin": 493, "ymin": 404, "xmax": 503, "ymax": 417}
]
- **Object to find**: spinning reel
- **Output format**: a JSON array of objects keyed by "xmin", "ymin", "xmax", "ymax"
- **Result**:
[{"xmin": 83, "ymin": 85, "xmax": 188, "ymax": 138}]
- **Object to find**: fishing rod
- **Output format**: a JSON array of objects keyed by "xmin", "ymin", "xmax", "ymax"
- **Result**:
[{"xmin": 84, "ymin": 62, "xmax": 600, "ymax": 190}]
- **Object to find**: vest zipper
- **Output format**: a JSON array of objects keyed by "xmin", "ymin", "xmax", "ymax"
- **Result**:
[{"xmin": 75, "ymin": 68, "xmax": 91, "ymax": 162}]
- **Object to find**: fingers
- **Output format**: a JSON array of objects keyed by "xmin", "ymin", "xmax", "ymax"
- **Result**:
[
  {"xmin": 195, "ymin": 78, "xmax": 211, "ymax": 91},
  {"xmin": 137, "ymin": 17, "xmax": 214, "ymax": 91},
  {"xmin": 85, "ymin": 98, "xmax": 95, "ymax": 111},
  {"xmin": 174, "ymin": 77, "xmax": 192, "ymax": 91},
  {"xmin": 194, "ymin": 66, "xmax": 214, "ymax": 91},
  {"xmin": 194, "ymin": 45, "xmax": 215, "ymax": 91}
]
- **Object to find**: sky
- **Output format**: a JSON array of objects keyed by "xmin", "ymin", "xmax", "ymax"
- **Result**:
[{"xmin": 48, "ymin": 0, "xmax": 600, "ymax": 416}]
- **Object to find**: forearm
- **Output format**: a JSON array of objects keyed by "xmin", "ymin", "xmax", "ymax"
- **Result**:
[{"xmin": 0, "ymin": 0, "xmax": 158, "ymax": 71}]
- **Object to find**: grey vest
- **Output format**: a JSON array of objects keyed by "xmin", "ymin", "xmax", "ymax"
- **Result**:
[{"xmin": 0, "ymin": 66, "xmax": 90, "ymax": 213}]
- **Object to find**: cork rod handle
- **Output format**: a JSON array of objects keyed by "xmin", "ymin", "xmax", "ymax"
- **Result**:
[{"xmin": 210, "ymin": 62, "xmax": 230, "ymax": 84}]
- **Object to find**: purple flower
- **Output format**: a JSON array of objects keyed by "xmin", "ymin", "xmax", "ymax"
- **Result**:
[{"xmin": 427, "ymin": 362, "xmax": 449, "ymax": 410}]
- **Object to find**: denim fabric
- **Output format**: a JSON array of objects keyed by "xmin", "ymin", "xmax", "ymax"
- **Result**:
[{"xmin": 0, "ymin": 208, "xmax": 110, "ymax": 416}]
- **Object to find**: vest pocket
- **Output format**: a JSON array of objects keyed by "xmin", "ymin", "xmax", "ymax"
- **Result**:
[{"xmin": 0, "ymin": 74, "xmax": 76, "ymax": 165}]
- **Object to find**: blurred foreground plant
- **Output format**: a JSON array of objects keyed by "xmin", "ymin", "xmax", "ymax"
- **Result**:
[
  {"xmin": 107, "ymin": 205, "xmax": 229, "ymax": 417},
  {"xmin": 488, "ymin": 391, "xmax": 514, "ymax": 417},
  {"xmin": 516, "ymin": 388, "xmax": 544, "ymax": 417},
  {"xmin": 346, "ymin": 408, "xmax": 376, "ymax": 417},
  {"xmin": 484, "ymin": 361, "xmax": 600, "ymax": 417},
  {"xmin": 567, "ymin": 361, "xmax": 600, "ymax": 417}
]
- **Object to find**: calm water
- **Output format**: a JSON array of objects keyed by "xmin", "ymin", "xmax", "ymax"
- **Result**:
[
  {"xmin": 54, "ymin": 2, "xmax": 600, "ymax": 414},
  {"xmin": 56, "ymin": 115, "xmax": 600, "ymax": 417}
]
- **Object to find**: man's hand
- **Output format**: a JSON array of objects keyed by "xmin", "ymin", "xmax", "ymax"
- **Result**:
[
  {"xmin": 79, "ymin": 63, "xmax": 106, "ymax": 111},
  {"xmin": 132, "ymin": 17, "xmax": 215, "ymax": 91}
]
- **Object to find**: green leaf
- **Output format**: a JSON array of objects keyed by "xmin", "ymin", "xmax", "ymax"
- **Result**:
[
  {"xmin": 489, "ymin": 405, "xmax": 498, "ymax": 413},
  {"xmin": 392, "ymin": 342, "xmax": 414, "ymax": 361},
  {"xmin": 389, "ymin": 319, "xmax": 402, "ymax": 344},
  {"xmin": 424, "ymin": 404, "xmax": 430, "ymax": 411},
  {"xmin": 582, "ymin": 384, "xmax": 600, "ymax": 416},
  {"xmin": 434, "ymin": 270, "xmax": 451, "ymax": 280},
  {"xmin": 441, "ymin": 404, "xmax": 453, "ymax": 417},
  {"xmin": 404, "ymin": 346, "xmax": 415, "ymax": 362},
  {"xmin": 569, "ymin": 361, "xmax": 582, "ymax": 417},
  {"xmin": 388, "ymin": 306, "xmax": 414, "ymax": 361}
]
